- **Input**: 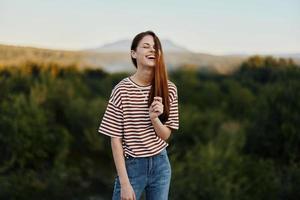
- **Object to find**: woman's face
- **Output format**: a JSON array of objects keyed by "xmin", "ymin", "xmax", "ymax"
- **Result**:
[{"xmin": 131, "ymin": 35, "xmax": 156, "ymax": 68}]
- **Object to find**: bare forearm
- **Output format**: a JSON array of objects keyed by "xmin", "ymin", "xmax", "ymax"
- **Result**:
[
  {"xmin": 110, "ymin": 138, "xmax": 130, "ymax": 186},
  {"xmin": 151, "ymin": 117, "xmax": 171, "ymax": 141}
]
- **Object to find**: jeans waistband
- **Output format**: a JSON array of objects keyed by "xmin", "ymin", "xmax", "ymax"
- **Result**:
[{"xmin": 125, "ymin": 148, "xmax": 167, "ymax": 159}]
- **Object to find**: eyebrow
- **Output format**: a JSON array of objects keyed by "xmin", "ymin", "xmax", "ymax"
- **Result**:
[{"xmin": 142, "ymin": 43, "xmax": 155, "ymax": 46}]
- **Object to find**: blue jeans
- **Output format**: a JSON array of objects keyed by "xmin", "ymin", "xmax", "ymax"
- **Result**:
[{"xmin": 112, "ymin": 148, "xmax": 171, "ymax": 200}]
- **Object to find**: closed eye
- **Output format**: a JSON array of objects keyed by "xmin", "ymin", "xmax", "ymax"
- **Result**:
[{"xmin": 141, "ymin": 44, "xmax": 155, "ymax": 49}]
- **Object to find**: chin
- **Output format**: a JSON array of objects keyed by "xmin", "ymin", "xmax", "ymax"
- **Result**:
[
  {"xmin": 139, "ymin": 60, "xmax": 155, "ymax": 68},
  {"xmin": 141, "ymin": 62, "xmax": 155, "ymax": 68},
  {"xmin": 147, "ymin": 61, "xmax": 156, "ymax": 67}
]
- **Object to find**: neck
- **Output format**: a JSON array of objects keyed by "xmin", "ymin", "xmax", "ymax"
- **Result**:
[{"xmin": 131, "ymin": 66, "xmax": 154, "ymax": 86}]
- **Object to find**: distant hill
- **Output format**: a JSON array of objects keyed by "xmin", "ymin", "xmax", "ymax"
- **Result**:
[
  {"xmin": 85, "ymin": 39, "xmax": 191, "ymax": 53},
  {"xmin": 1, "ymin": 43, "xmax": 299, "ymax": 74},
  {"xmin": 82, "ymin": 51, "xmax": 246, "ymax": 73},
  {"xmin": 267, "ymin": 53, "xmax": 300, "ymax": 59},
  {"xmin": 226, "ymin": 53, "xmax": 300, "ymax": 60}
]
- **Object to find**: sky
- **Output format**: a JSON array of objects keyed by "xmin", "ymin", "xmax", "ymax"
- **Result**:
[{"xmin": 0, "ymin": 0, "xmax": 299, "ymax": 55}]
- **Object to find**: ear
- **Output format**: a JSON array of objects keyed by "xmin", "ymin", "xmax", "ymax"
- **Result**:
[{"xmin": 131, "ymin": 50, "xmax": 137, "ymax": 59}]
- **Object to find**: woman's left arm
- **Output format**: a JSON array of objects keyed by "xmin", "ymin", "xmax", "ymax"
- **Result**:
[
  {"xmin": 149, "ymin": 96, "xmax": 172, "ymax": 141},
  {"xmin": 151, "ymin": 117, "xmax": 171, "ymax": 141}
]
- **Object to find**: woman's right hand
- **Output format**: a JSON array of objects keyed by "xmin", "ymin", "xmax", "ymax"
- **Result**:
[{"xmin": 121, "ymin": 182, "xmax": 136, "ymax": 200}]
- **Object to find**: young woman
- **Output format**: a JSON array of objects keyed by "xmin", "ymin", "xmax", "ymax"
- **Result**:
[{"xmin": 98, "ymin": 30, "xmax": 179, "ymax": 200}]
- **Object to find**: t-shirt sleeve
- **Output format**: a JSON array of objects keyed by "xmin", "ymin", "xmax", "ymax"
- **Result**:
[
  {"xmin": 164, "ymin": 84, "xmax": 179, "ymax": 130},
  {"xmin": 98, "ymin": 87, "xmax": 123, "ymax": 138}
]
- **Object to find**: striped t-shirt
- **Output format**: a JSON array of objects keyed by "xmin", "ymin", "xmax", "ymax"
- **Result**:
[{"xmin": 98, "ymin": 77, "xmax": 179, "ymax": 157}]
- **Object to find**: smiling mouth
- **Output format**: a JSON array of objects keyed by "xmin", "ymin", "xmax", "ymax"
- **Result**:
[{"xmin": 146, "ymin": 55, "xmax": 156, "ymax": 60}]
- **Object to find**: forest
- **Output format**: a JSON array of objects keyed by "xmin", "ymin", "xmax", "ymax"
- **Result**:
[{"xmin": 0, "ymin": 56, "xmax": 299, "ymax": 200}]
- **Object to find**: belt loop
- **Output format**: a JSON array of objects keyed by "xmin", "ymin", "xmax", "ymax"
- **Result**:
[{"xmin": 124, "ymin": 154, "xmax": 129, "ymax": 159}]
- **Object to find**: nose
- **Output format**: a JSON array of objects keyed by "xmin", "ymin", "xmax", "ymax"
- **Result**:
[{"xmin": 150, "ymin": 46, "xmax": 155, "ymax": 52}]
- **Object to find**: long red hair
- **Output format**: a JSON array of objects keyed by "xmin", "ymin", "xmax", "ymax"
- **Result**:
[{"xmin": 130, "ymin": 31, "xmax": 170, "ymax": 123}]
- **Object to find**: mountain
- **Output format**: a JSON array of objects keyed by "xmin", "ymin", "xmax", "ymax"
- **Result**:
[
  {"xmin": 1, "ymin": 44, "xmax": 299, "ymax": 74},
  {"xmin": 226, "ymin": 53, "xmax": 300, "ymax": 59},
  {"xmin": 86, "ymin": 39, "xmax": 191, "ymax": 53},
  {"xmin": 271, "ymin": 53, "xmax": 300, "ymax": 59}
]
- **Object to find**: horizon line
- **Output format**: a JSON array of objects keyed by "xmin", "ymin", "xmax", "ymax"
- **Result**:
[{"xmin": 1, "ymin": 41, "xmax": 299, "ymax": 57}]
